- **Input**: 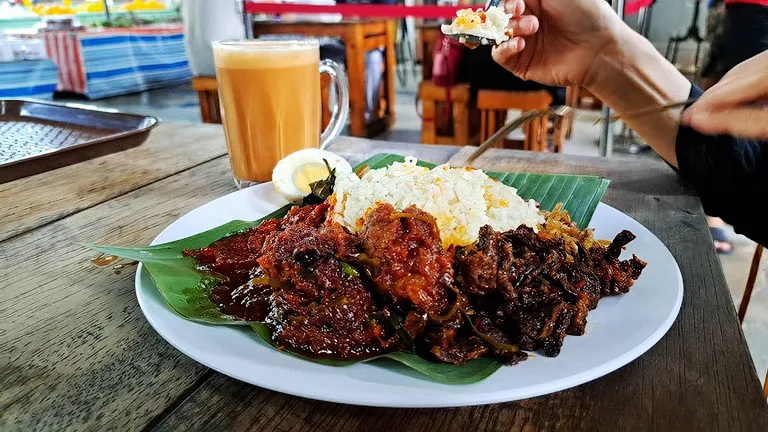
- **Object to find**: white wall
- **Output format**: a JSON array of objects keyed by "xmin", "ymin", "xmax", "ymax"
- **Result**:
[
  {"xmin": 620, "ymin": 0, "xmax": 710, "ymax": 70},
  {"xmin": 646, "ymin": 0, "xmax": 708, "ymax": 44}
]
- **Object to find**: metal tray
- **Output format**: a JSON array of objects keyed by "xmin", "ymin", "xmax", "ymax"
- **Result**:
[{"xmin": 0, "ymin": 99, "xmax": 158, "ymax": 183}]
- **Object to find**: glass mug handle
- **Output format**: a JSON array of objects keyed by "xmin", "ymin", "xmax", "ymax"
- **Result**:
[{"xmin": 318, "ymin": 59, "xmax": 350, "ymax": 150}]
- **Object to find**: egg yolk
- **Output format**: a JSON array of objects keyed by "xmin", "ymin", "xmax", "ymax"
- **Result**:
[{"xmin": 293, "ymin": 162, "xmax": 330, "ymax": 194}]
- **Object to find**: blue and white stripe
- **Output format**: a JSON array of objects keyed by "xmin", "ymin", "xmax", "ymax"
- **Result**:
[
  {"xmin": 0, "ymin": 59, "xmax": 58, "ymax": 101},
  {"xmin": 80, "ymin": 32, "xmax": 192, "ymax": 99}
]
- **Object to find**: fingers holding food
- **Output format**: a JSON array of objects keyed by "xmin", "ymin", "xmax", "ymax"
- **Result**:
[{"xmin": 508, "ymin": 13, "xmax": 539, "ymax": 37}]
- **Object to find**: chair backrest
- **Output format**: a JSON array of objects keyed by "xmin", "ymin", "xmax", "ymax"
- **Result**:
[
  {"xmin": 476, "ymin": 89, "xmax": 553, "ymax": 151},
  {"xmin": 191, "ymin": 76, "xmax": 221, "ymax": 124},
  {"xmin": 477, "ymin": 89, "xmax": 553, "ymax": 112}
]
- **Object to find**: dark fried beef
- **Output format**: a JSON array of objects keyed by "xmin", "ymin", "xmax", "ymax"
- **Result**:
[
  {"xmin": 455, "ymin": 225, "xmax": 647, "ymax": 358},
  {"xmin": 454, "ymin": 225, "xmax": 501, "ymax": 295},
  {"xmin": 426, "ymin": 327, "xmax": 488, "ymax": 365},
  {"xmin": 473, "ymin": 314, "xmax": 528, "ymax": 365}
]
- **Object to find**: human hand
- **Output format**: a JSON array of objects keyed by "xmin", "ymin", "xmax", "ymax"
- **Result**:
[
  {"xmin": 681, "ymin": 50, "xmax": 768, "ymax": 140},
  {"xmin": 491, "ymin": 0, "xmax": 625, "ymax": 87}
]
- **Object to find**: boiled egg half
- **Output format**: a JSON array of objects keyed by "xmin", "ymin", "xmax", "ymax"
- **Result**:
[{"xmin": 272, "ymin": 148, "xmax": 352, "ymax": 203}]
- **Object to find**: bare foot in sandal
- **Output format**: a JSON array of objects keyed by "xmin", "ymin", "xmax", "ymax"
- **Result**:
[{"xmin": 708, "ymin": 216, "xmax": 733, "ymax": 255}]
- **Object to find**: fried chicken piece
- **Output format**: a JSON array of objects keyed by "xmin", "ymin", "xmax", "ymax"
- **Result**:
[
  {"xmin": 360, "ymin": 203, "xmax": 453, "ymax": 317},
  {"xmin": 258, "ymin": 219, "xmax": 389, "ymax": 361}
]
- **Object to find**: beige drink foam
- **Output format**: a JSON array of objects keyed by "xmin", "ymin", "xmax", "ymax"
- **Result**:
[{"xmin": 213, "ymin": 40, "xmax": 319, "ymax": 69}]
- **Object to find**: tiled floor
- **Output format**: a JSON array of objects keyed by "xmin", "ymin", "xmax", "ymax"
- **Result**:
[{"xmin": 54, "ymin": 81, "xmax": 768, "ymax": 387}]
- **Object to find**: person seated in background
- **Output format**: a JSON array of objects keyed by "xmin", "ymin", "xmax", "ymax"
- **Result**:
[
  {"xmin": 467, "ymin": 44, "xmax": 565, "ymax": 105},
  {"xmin": 694, "ymin": 0, "xmax": 768, "ymax": 253},
  {"xmin": 491, "ymin": 0, "xmax": 768, "ymax": 247},
  {"xmin": 181, "ymin": 0, "xmax": 244, "ymax": 77}
]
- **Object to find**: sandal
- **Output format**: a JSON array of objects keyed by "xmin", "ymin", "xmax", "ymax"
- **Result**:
[{"xmin": 710, "ymin": 227, "xmax": 733, "ymax": 255}]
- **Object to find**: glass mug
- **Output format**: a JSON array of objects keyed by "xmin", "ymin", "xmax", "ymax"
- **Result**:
[{"xmin": 212, "ymin": 39, "xmax": 349, "ymax": 188}]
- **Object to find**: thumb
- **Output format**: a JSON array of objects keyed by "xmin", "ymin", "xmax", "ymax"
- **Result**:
[{"xmin": 684, "ymin": 105, "xmax": 768, "ymax": 140}]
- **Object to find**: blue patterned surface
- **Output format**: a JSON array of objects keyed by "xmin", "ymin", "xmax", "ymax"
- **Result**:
[
  {"xmin": 0, "ymin": 59, "xmax": 58, "ymax": 101},
  {"xmin": 80, "ymin": 32, "xmax": 192, "ymax": 99}
]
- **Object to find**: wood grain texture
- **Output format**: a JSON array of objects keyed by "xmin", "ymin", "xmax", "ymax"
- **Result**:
[
  {"xmin": 153, "ymin": 146, "xmax": 768, "ymax": 431},
  {"xmin": 0, "ymin": 157, "xmax": 237, "ymax": 431},
  {"xmin": 3, "ymin": 130, "xmax": 767, "ymax": 431},
  {"xmin": 0, "ymin": 122, "xmax": 227, "ymax": 242}
]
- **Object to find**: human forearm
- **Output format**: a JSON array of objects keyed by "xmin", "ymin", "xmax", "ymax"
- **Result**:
[{"xmin": 583, "ymin": 25, "xmax": 692, "ymax": 167}]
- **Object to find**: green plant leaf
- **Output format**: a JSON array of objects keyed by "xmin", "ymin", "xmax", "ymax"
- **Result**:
[
  {"xmin": 382, "ymin": 352, "xmax": 503, "ymax": 384},
  {"xmin": 86, "ymin": 243, "xmax": 243, "ymax": 325},
  {"xmin": 84, "ymin": 152, "xmax": 609, "ymax": 383},
  {"xmin": 252, "ymin": 323, "xmax": 503, "ymax": 383},
  {"xmin": 83, "ymin": 205, "xmax": 293, "ymax": 325}
]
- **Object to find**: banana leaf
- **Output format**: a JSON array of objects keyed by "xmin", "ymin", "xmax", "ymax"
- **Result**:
[{"xmin": 84, "ymin": 153, "xmax": 610, "ymax": 384}]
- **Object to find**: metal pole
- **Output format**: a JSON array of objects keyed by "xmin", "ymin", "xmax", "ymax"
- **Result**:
[
  {"xmin": 599, "ymin": 0, "xmax": 626, "ymax": 157},
  {"xmin": 102, "ymin": 0, "xmax": 111, "ymax": 22},
  {"xmin": 240, "ymin": 0, "xmax": 254, "ymax": 39}
]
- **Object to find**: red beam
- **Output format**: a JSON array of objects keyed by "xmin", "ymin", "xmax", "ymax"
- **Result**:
[
  {"xmin": 244, "ymin": 1, "xmax": 651, "ymax": 20},
  {"xmin": 244, "ymin": 3, "xmax": 464, "ymax": 19},
  {"xmin": 625, "ymin": 0, "xmax": 653, "ymax": 16}
]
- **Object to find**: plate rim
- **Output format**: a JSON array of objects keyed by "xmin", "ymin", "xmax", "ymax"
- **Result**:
[{"xmin": 134, "ymin": 184, "xmax": 684, "ymax": 408}]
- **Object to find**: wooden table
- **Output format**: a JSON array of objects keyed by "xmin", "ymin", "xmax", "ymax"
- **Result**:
[
  {"xmin": 2, "ymin": 122, "xmax": 767, "ymax": 431},
  {"xmin": 253, "ymin": 20, "xmax": 396, "ymax": 138}
]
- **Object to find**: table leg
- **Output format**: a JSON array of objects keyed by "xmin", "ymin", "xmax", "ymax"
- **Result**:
[
  {"xmin": 422, "ymin": 37, "xmax": 432, "ymax": 81},
  {"xmin": 454, "ymin": 100, "xmax": 469, "ymax": 146},
  {"xmin": 320, "ymin": 73, "xmax": 331, "ymax": 131},
  {"xmin": 344, "ymin": 25, "xmax": 367, "ymax": 137},
  {"xmin": 198, "ymin": 92, "xmax": 211, "ymax": 123},
  {"xmin": 421, "ymin": 98, "xmax": 436, "ymax": 144},
  {"xmin": 384, "ymin": 20, "xmax": 397, "ymax": 128}
]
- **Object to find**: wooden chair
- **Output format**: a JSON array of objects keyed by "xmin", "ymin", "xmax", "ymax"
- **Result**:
[
  {"xmin": 477, "ymin": 89, "xmax": 555, "ymax": 152},
  {"xmin": 192, "ymin": 76, "xmax": 221, "ymax": 124},
  {"xmin": 418, "ymin": 80, "xmax": 479, "ymax": 146},
  {"xmin": 564, "ymin": 85, "xmax": 603, "ymax": 139},
  {"xmin": 566, "ymin": 85, "xmax": 602, "ymax": 110},
  {"xmin": 735, "ymin": 244, "xmax": 767, "ymax": 398}
]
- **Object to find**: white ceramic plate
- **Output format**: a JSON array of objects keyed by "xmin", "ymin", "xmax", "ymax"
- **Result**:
[{"xmin": 135, "ymin": 183, "xmax": 683, "ymax": 408}]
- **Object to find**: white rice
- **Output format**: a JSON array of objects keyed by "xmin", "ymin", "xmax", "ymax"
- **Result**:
[
  {"xmin": 331, "ymin": 157, "xmax": 544, "ymax": 248},
  {"xmin": 440, "ymin": 6, "xmax": 513, "ymax": 45}
]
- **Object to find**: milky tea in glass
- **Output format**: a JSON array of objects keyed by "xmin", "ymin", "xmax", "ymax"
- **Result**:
[{"xmin": 212, "ymin": 39, "xmax": 348, "ymax": 188}]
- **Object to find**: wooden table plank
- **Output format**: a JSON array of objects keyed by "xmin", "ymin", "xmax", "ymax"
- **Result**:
[
  {"xmin": 0, "ymin": 122, "xmax": 227, "ymax": 242},
  {"xmin": 0, "ymin": 157, "xmax": 237, "ymax": 431},
  {"xmin": 3, "ymin": 129, "xmax": 767, "ymax": 431},
  {"xmin": 151, "ymin": 147, "xmax": 768, "ymax": 431}
]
